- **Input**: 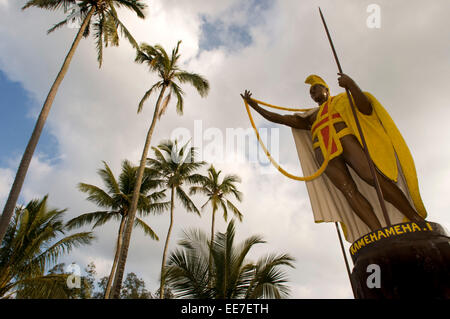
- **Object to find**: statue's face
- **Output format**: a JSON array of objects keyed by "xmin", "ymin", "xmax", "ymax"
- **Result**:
[{"xmin": 310, "ymin": 84, "xmax": 329, "ymax": 104}]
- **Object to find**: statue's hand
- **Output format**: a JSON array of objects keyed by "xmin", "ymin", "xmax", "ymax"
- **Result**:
[
  {"xmin": 240, "ymin": 90, "xmax": 257, "ymax": 108},
  {"xmin": 337, "ymin": 73, "xmax": 356, "ymax": 89}
]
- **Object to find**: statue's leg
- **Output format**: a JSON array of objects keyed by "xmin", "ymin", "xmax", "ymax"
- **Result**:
[
  {"xmin": 340, "ymin": 135, "xmax": 425, "ymax": 223},
  {"xmin": 315, "ymin": 149, "xmax": 382, "ymax": 231}
]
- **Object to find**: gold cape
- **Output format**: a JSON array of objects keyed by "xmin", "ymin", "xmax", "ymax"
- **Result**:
[
  {"xmin": 330, "ymin": 92, "xmax": 427, "ymax": 219},
  {"xmin": 291, "ymin": 92, "xmax": 427, "ymax": 242}
]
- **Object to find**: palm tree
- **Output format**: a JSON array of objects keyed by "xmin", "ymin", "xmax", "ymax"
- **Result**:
[
  {"xmin": 0, "ymin": 195, "xmax": 94, "ymax": 298},
  {"xmin": 66, "ymin": 160, "xmax": 169, "ymax": 299},
  {"xmin": 111, "ymin": 41, "xmax": 209, "ymax": 298},
  {"xmin": 145, "ymin": 139, "xmax": 206, "ymax": 299},
  {"xmin": 165, "ymin": 220, "xmax": 295, "ymax": 299},
  {"xmin": 189, "ymin": 165, "xmax": 243, "ymax": 272},
  {"xmin": 0, "ymin": 0, "xmax": 147, "ymax": 243}
]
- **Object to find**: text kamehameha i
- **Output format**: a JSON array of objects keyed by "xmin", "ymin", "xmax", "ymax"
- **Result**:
[{"xmin": 350, "ymin": 222, "xmax": 434, "ymax": 256}]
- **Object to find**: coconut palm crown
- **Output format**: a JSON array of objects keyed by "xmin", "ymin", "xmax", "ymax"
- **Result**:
[
  {"xmin": 23, "ymin": 0, "xmax": 147, "ymax": 67},
  {"xmin": 0, "ymin": 196, "xmax": 94, "ymax": 298},
  {"xmin": 67, "ymin": 160, "xmax": 168, "ymax": 237},
  {"xmin": 146, "ymin": 139, "xmax": 206, "ymax": 299},
  {"xmin": 66, "ymin": 160, "xmax": 169, "ymax": 298},
  {"xmin": 189, "ymin": 165, "xmax": 243, "ymax": 271},
  {"xmin": 110, "ymin": 41, "xmax": 209, "ymax": 298},
  {"xmin": 165, "ymin": 220, "xmax": 295, "ymax": 299},
  {"xmin": 135, "ymin": 40, "xmax": 209, "ymax": 115},
  {"xmin": 0, "ymin": 0, "xmax": 147, "ymax": 244}
]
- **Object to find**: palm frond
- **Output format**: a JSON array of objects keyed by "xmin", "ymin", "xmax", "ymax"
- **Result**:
[
  {"xmin": 0, "ymin": 195, "xmax": 94, "ymax": 298},
  {"xmin": 47, "ymin": 17, "xmax": 70, "ymax": 34},
  {"xmin": 108, "ymin": 5, "xmax": 138, "ymax": 49},
  {"xmin": 118, "ymin": 159, "xmax": 137, "ymax": 194},
  {"xmin": 32, "ymin": 231, "xmax": 95, "ymax": 268},
  {"xmin": 65, "ymin": 211, "xmax": 117, "ymax": 230},
  {"xmin": 22, "ymin": 0, "xmax": 77, "ymax": 11},
  {"xmin": 165, "ymin": 249, "xmax": 211, "ymax": 299},
  {"xmin": 94, "ymin": 13, "xmax": 106, "ymax": 67},
  {"xmin": 220, "ymin": 200, "xmax": 228, "ymax": 222},
  {"xmin": 188, "ymin": 186, "xmax": 210, "ymax": 197},
  {"xmin": 146, "ymin": 189, "xmax": 167, "ymax": 202},
  {"xmin": 146, "ymin": 201, "xmax": 171, "ymax": 215},
  {"xmin": 138, "ymin": 82, "xmax": 162, "ymax": 113},
  {"xmin": 174, "ymin": 71, "xmax": 210, "ymax": 98},
  {"xmin": 170, "ymin": 82, "xmax": 184, "ymax": 115},
  {"xmin": 247, "ymin": 254, "xmax": 295, "ymax": 299},
  {"xmin": 77, "ymin": 183, "xmax": 115, "ymax": 209},
  {"xmin": 134, "ymin": 218, "xmax": 158, "ymax": 241},
  {"xmin": 153, "ymin": 44, "xmax": 170, "ymax": 71},
  {"xmin": 164, "ymin": 220, "xmax": 293, "ymax": 299},
  {"xmin": 226, "ymin": 200, "xmax": 243, "ymax": 222},
  {"xmin": 14, "ymin": 273, "xmax": 70, "ymax": 299},
  {"xmin": 176, "ymin": 186, "xmax": 200, "ymax": 216},
  {"xmin": 114, "ymin": 0, "xmax": 147, "ymax": 19},
  {"xmin": 97, "ymin": 161, "xmax": 121, "ymax": 195}
]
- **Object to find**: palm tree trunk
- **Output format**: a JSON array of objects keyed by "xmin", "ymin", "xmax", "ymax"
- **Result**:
[
  {"xmin": 0, "ymin": 6, "xmax": 95, "ymax": 243},
  {"xmin": 111, "ymin": 85, "xmax": 167, "ymax": 298},
  {"xmin": 104, "ymin": 214, "xmax": 127, "ymax": 299},
  {"xmin": 159, "ymin": 186, "xmax": 175, "ymax": 299},
  {"xmin": 208, "ymin": 208, "xmax": 216, "ymax": 275}
]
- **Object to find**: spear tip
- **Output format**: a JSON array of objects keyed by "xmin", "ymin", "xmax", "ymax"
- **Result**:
[{"xmin": 318, "ymin": 7, "xmax": 324, "ymax": 19}]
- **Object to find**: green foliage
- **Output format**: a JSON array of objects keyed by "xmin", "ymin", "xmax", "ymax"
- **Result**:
[
  {"xmin": 135, "ymin": 40, "xmax": 210, "ymax": 114},
  {"xmin": 35, "ymin": 261, "xmax": 97, "ymax": 299},
  {"xmin": 191, "ymin": 164, "xmax": 243, "ymax": 222},
  {"xmin": 29, "ymin": 262, "xmax": 154, "ymax": 299},
  {"xmin": 82, "ymin": 270, "xmax": 154, "ymax": 299},
  {"xmin": 0, "ymin": 196, "xmax": 94, "ymax": 298},
  {"xmin": 147, "ymin": 140, "xmax": 206, "ymax": 216},
  {"xmin": 93, "ymin": 276, "xmax": 109, "ymax": 298},
  {"xmin": 67, "ymin": 160, "xmax": 168, "ymax": 240},
  {"xmin": 165, "ymin": 220, "xmax": 295, "ymax": 299},
  {"xmin": 120, "ymin": 272, "xmax": 151, "ymax": 299},
  {"xmin": 22, "ymin": 0, "xmax": 148, "ymax": 67}
]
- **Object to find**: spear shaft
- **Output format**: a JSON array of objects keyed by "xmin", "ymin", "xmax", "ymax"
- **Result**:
[{"xmin": 318, "ymin": 7, "xmax": 391, "ymax": 227}]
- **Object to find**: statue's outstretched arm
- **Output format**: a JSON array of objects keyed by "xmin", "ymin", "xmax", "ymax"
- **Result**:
[{"xmin": 241, "ymin": 90, "xmax": 311, "ymax": 130}]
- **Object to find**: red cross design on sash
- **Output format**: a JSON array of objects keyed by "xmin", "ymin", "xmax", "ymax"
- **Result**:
[{"xmin": 311, "ymin": 97, "xmax": 341, "ymax": 154}]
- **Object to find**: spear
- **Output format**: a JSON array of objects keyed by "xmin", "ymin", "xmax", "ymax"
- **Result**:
[{"xmin": 318, "ymin": 7, "xmax": 391, "ymax": 227}]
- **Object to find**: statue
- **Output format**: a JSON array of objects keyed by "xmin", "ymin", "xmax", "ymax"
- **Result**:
[
  {"xmin": 241, "ymin": 73, "xmax": 428, "ymax": 242},
  {"xmin": 238, "ymin": 8, "xmax": 449, "ymax": 299}
]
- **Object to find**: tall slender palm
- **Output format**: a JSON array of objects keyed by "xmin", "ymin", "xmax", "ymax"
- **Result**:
[
  {"xmin": 0, "ymin": 196, "xmax": 94, "ymax": 298},
  {"xmin": 0, "ymin": 0, "xmax": 147, "ymax": 243},
  {"xmin": 145, "ymin": 139, "xmax": 206, "ymax": 299},
  {"xmin": 66, "ymin": 160, "xmax": 169, "ymax": 299},
  {"xmin": 189, "ymin": 165, "xmax": 243, "ymax": 272},
  {"xmin": 165, "ymin": 220, "xmax": 295, "ymax": 299},
  {"xmin": 111, "ymin": 41, "xmax": 209, "ymax": 298}
]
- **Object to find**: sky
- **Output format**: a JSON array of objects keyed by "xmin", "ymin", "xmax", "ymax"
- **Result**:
[{"xmin": 1, "ymin": 0, "xmax": 449, "ymax": 299}]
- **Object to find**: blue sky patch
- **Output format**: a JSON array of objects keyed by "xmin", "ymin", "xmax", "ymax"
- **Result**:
[
  {"xmin": 0, "ymin": 70, "xmax": 60, "ymax": 168},
  {"xmin": 199, "ymin": 0, "xmax": 273, "ymax": 52}
]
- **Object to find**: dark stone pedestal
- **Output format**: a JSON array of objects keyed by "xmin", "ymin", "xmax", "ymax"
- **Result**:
[{"xmin": 349, "ymin": 221, "xmax": 450, "ymax": 299}]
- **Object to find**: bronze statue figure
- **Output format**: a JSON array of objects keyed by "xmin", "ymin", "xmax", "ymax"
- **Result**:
[{"xmin": 241, "ymin": 73, "xmax": 426, "ymax": 232}]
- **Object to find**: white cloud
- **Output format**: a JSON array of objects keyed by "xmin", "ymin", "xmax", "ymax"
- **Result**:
[
  {"xmin": 1, "ymin": 0, "xmax": 449, "ymax": 299},
  {"xmin": 0, "ymin": 167, "xmax": 13, "ymax": 204}
]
